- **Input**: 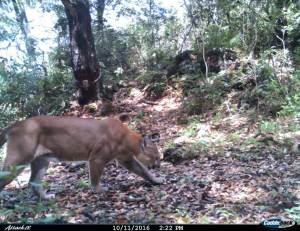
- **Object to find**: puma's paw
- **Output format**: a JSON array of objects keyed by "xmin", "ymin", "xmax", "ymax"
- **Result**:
[
  {"xmin": 44, "ymin": 194, "xmax": 56, "ymax": 200},
  {"xmin": 92, "ymin": 186, "xmax": 109, "ymax": 194},
  {"xmin": 151, "ymin": 177, "xmax": 166, "ymax": 185},
  {"xmin": 36, "ymin": 193, "xmax": 55, "ymax": 200}
]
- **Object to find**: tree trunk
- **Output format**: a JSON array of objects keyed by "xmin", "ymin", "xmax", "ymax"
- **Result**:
[
  {"xmin": 61, "ymin": 0, "xmax": 109, "ymax": 105},
  {"xmin": 149, "ymin": 0, "xmax": 155, "ymax": 48},
  {"xmin": 96, "ymin": 0, "xmax": 105, "ymax": 32},
  {"xmin": 272, "ymin": 0, "xmax": 289, "ymax": 48}
]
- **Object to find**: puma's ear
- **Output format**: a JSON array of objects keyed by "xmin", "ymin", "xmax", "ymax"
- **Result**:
[{"xmin": 141, "ymin": 135, "xmax": 152, "ymax": 149}]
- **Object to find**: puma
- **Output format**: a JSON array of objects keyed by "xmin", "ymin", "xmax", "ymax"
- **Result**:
[{"xmin": 0, "ymin": 116, "xmax": 165, "ymax": 199}]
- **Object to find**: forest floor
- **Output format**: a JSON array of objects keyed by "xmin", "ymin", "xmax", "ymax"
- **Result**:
[{"xmin": 1, "ymin": 85, "xmax": 300, "ymax": 224}]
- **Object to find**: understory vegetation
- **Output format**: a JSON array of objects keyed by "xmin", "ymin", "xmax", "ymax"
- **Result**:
[{"xmin": 0, "ymin": 0, "xmax": 300, "ymax": 224}]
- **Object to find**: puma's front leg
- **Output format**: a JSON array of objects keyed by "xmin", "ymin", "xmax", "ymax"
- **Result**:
[
  {"xmin": 89, "ymin": 158, "xmax": 109, "ymax": 193},
  {"xmin": 117, "ymin": 157, "xmax": 165, "ymax": 185},
  {"xmin": 29, "ymin": 156, "xmax": 50, "ymax": 199}
]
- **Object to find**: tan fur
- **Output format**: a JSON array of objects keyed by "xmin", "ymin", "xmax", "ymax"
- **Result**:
[{"xmin": 0, "ymin": 116, "xmax": 165, "ymax": 199}]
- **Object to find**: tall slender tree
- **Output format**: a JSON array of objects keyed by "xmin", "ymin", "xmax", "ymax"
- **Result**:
[
  {"xmin": 61, "ymin": 0, "xmax": 110, "ymax": 105},
  {"xmin": 11, "ymin": 0, "xmax": 36, "ymax": 63},
  {"xmin": 96, "ymin": 0, "xmax": 105, "ymax": 32}
]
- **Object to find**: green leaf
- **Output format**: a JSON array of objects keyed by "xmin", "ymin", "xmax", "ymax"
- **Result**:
[
  {"xmin": 0, "ymin": 209, "xmax": 13, "ymax": 216},
  {"xmin": 37, "ymin": 204, "xmax": 48, "ymax": 213},
  {"xmin": 29, "ymin": 182, "xmax": 42, "ymax": 188},
  {"xmin": 16, "ymin": 165, "xmax": 27, "ymax": 171},
  {"xmin": 0, "ymin": 192, "xmax": 15, "ymax": 196},
  {"xmin": 9, "ymin": 165, "xmax": 27, "ymax": 173},
  {"xmin": 0, "ymin": 171, "xmax": 11, "ymax": 179},
  {"xmin": 36, "ymin": 217, "xmax": 56, "ymax": 223}
]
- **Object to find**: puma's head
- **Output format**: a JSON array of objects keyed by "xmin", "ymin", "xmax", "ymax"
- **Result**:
[{"xmin": 138, "ymin": 135, "xmax": 161, "ymax": 169}]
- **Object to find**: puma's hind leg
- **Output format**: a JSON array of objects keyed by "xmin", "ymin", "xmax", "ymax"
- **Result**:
[{"xmin": 0, "ymin": 144, "xmax": 32, "ymax": 194}]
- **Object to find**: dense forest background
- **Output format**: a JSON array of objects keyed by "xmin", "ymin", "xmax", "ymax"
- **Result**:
[
  {"xmin": 1, "ymin": 0, "xmax": 300, "ymax": 125},
  {"xmin": 0, "ymin": 0, "xmax": 300, "ymax": 224}
]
